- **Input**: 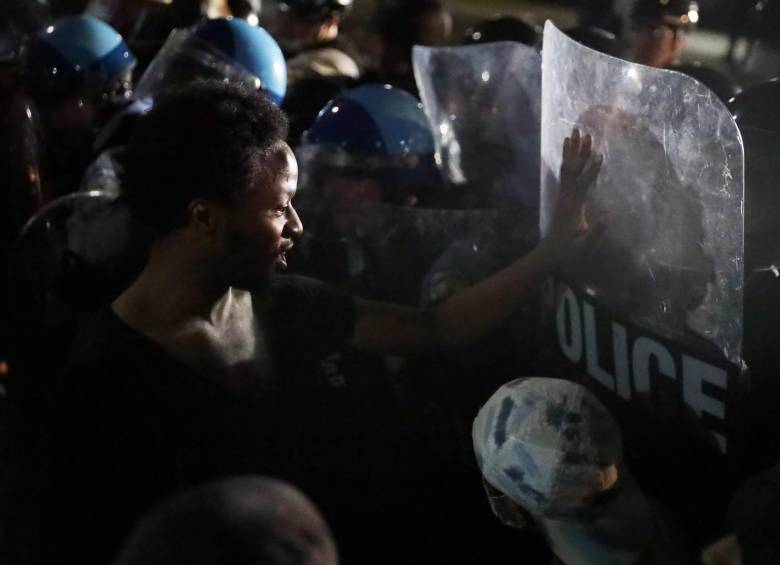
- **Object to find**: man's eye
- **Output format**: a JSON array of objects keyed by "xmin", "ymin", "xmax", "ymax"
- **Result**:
[{"xmin": 275, "ymin": 205, "xmax": 289, "ymax": 216}]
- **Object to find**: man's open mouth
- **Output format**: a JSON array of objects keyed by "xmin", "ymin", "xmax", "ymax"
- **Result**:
[{"xmin": 275, "ymin": 244, "xmax": 294, "ymax": 270}]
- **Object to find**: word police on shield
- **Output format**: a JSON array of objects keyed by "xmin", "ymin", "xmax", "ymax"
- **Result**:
[
  {"xmin": 554, "ymin": 280, "xmax": 733, "ymax": 452},
  {"xmin": 541, "ymin": 23, "xmax": 744, "ymax": 453}
]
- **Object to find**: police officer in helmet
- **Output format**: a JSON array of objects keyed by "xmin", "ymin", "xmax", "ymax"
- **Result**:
[
  {"xmin": 271, "ymin": 0, "xmax": 360, "ymax": 98},
  {"xmin": 627, "ymin": 0, "xmax": 699, "ymax": 67},
  {"xmin": 23, "ymin": 15, "xmax": 137, "ymax": 198}
]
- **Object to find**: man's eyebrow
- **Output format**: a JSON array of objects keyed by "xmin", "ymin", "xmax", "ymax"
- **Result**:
[{"xmin": 280, "ymin": 185, "xmax": 297, "ymax": 200}]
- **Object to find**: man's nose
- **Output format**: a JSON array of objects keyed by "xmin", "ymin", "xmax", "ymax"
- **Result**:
[{"xmin": 285, "ymin": 205, "xmax": 304, "ymax": 238}]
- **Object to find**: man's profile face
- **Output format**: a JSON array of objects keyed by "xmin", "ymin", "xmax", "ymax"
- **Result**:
[{"xmin": 221, "ymin": 142, "xmax": 303, "ymax": 289}]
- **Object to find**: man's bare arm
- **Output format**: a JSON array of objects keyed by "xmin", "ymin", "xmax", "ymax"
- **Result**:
[{"xmin": 351, "ymin": 128, "xmax": 603, "ymax": 355}]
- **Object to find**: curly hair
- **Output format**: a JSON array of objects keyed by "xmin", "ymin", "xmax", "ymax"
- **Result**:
[{"xmin": 122, "ymin": 80, "xmax": 289, "ymax": 233}]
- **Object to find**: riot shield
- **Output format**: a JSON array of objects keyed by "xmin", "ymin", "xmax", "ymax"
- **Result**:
[
  {"xmin": 412, "ymin": 42, "xmax": 541, "ymax": 212},
  {"xmin": 9, "ymin": 191, "xmax": 148, "ymax": 372},
  {"xmin": 0, "ymin": 92, "xmax": 44, "ymax": 367},
  {"xmin": 293, "ymin": 68, "xmax": 540, "ymax": 306},
  {"xmin": 0, "ymin": 94, "xmax": 44, "ymax": 250},
  {"xmin": 541, "ymin": 22, "xmax": 744, "ymax": 453},
  {"xmin": 291, "ymin": 162, "xmax": 532, "ymax": 307},
  {"xmin": 134, "ymin": 28, "xmax": 262, "ymax": 101},
  {"xmin": 11, "ymin": 191, "xmax": 145, "ymax": 317}
]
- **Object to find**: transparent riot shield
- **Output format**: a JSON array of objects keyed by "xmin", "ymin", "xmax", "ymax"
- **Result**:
[
  {"xmin": 0, "ymin": 94, "xmax": 44, "ymax": 367},
  {"xmin": 134, "ymin": 28, "xmax": 263, "ymax": 101},
  {"xmin": 0, "ymin": 95, "xmax": 44, "ymax": 243},
  {"xmin": 292, "ymin": 144, "xmax": 544, "ymax": 441},
  {"xmin": 412, "ymin": 42, "xmax": 541, "ymax": 212},
  {"xmin": 8, "ymin": 191, "xmax": 148, "ymax": 379},
  {"xmin": 11, "ymin": 191, "xmax": 146, "ymax": 323},
  {"xmin": 291, "ymin": 149, "xmax": 535, "ymax": 307},
  {"xmin": 541, "ymin": 22, "xmax": 744, "ymax": 453}
]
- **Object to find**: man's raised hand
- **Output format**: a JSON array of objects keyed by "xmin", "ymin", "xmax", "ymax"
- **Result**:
[{"xmin": 545, "ymin": 127, "xmax": 604, "ymax": 257}]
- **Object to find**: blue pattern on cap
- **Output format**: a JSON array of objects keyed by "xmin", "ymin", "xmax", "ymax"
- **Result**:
[{"xmin": 494, "ymin": 397, "xmax": 515, "ymax": 448}]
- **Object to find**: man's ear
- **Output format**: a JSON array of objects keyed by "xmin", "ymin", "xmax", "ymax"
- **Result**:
[{"xmin": 187, "ymin": 199, "xmax": 222, "ymax": 234}]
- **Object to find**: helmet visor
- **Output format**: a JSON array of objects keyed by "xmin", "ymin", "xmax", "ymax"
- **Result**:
[{"xmin": 134, "ymin": 28, "xmax": 262, "ymax": 101}]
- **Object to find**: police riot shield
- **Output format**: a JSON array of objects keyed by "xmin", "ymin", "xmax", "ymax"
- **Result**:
[
  {"xmin": 412, "ymin": 42, "xmax": 541, "ymax": 213},
  {"xmin": 0, "ymin": 95, "xmax": 44, "ymax": 250},
  {"xmin": 293, "ymin": 132, "xmax": 544, "ymax": 461},
  {"xmin": 10, "ymin": 191, "xmax": 146, "ymax": 340},
  {"xmin": 8, "ymin": 190, "xmax": 149, "ymax": 393},
  {"xmin": 293, "ymin": 76, "xmax": 542, "ymax": 307},
  {"xmin": 134, "ymin": 28, "xmax": 262, "ymax": 101},
  {"xmin": 292, "ymin": 156, "xmax": 532, "ymax": 307},
  {"xmin": 7, "ymin": 191, "xmax": 109, "ymax": 389},
  {"xmin": 0, "ymin": 93, "xmax": 44, "ymax": 368},
  {"xmin": 541, "ymin": 22, "xmax": 744, "ymax": 453}
]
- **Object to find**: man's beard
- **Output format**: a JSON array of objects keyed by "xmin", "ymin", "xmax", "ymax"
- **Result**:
[{"xmin": 223, "ymin": 228, "xmax": 274, "ymax": 293}]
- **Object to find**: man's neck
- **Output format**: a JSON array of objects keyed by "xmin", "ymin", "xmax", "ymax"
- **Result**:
[{"xmin": 112, "ymin": 239, "xmax": 230, "ymax": 336}]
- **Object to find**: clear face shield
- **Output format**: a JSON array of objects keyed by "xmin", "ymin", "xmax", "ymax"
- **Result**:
[
  {"xmin": 541, "ymin": 22, "xmax": 744, "ymax": 454},
  {"xmin": 0, "ymin": 96, "xmax": 45, "ymax": 235},
  {"xmin": 413, "ymin": 42, "xmax": 542, "ymax": 213},
  {"xmin": 134, "ymin": 27, "xmax": 263, "ymax": 101},
  {"xmin": 294, "ymin": 142, "xmax": 527, "ymax": 304},
  {"xmin": 542, "ymin": 22, "xmax": 744, "ymax": 364},
  {"xmin": 10, "ymin": 191, "xmax": 148, "ymax": 332},
  {"xmin": 83, "ymin": 63, "xmax": 136, "ymax": 128}
]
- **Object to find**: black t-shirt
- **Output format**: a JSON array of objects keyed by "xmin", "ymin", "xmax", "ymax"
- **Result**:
[
  {"xmin": 9, "ymin": 275, "xmax": 538, "ymax": 565},
  {"xmin": 11, "ymin": 275, "xmax": 357, "ymax": 565}
]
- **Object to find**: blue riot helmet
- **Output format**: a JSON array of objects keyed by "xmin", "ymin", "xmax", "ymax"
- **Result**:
[
  {"xmin": 194, "ymin": 18, "xmax": 285, "ymax": 102},
  {"xmin": 96, "ymin": 18, "xmax": 286, "ymax": 154},
  {"xmin": 24, "ymin": 15, "xmax": 136, "ymax": 108},
  {"xmin": 22, "ymin": 16, "xmax": 136, "ymax": 197},
  {"xmin": 300, "ymin": 83, "xmax": 437, "ymax": 204},
  {"xmin": 304, "ymin": 83, "xmax": 434, "ymax": 154},
  {"xmin": 294, "ymin": 84, "xmax": 444, "ymax": 302},
  {"xmin": 135, "ymin": 17, "xmax": 286, "ymax": 104}
]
